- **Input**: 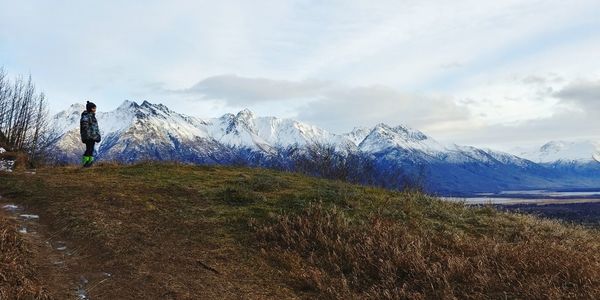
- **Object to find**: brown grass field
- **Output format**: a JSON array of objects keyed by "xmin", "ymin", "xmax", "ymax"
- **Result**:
[{"xmin": 0, "ymin": 163, "xmax": 599, "ymax": 299}]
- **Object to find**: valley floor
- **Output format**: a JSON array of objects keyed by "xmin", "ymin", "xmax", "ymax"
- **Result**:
[
  {"xmin": 495, "ymin": 202, "xmax": 600, "ymax": 229},
  {"xmin": 1, "ymin": 163, "xmax": 599, "ymax": 299}
]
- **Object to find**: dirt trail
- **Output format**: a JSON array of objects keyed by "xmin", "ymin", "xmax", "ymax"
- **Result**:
[
  {"xmin": 1, "ymin": 201, "xmax": 112, "ymax": 299},
  {"xmin": 0, "ymin": 165, "xmax": 309, "ymax": 299}
]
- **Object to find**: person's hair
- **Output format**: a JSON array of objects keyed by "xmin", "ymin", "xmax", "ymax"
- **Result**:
[{"xmin": 86, "ymin": 101, "xmax": 97, "ymax": 112}]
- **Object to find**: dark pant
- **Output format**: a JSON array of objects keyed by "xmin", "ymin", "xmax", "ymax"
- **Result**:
[{"xmin": 84, "ymin": 141, "xmax": 95, "ymax": 157}]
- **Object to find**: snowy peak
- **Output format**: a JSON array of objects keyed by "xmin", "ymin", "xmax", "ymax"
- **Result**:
[
  {"xmin": 359, "ymin": 123, "xmax": 444, "ymax": 154},
  {"xmin": 218, "ymin": 109, "xmax": 256, "ymax": 136},
  {"xmin": 215, "ymin": 109, "xmax": 353, "ymax": 152},
  {"xmin": 69, "ymin": 103, "xmax": 86, "ymax": 112},
  {"xmin": 114, "ymin": 100, "xmax": 174, "ymax": 117},
  {"xmin": 540, "ymin": 141, "xmax": 564, "ymax": 153},
  {"xmin": 236, "ymin": 108, "xmax": 256, "ymax": 121},
  {"xmin": 116, "ymin": 100, "xmax": 139, "ymax": 110},
  {"xmin": 52, "ymin": 103, "xmax": 86, "ymax": 132},
  {"xmin": 54, "ymin": 100, "xmax": 211, "ymax": 145},
  {"xmin": 389, "ymin": 124, "xmax": 428, "ymax": 141},
  {"xmin": 519, "ymin": 140, "xmax": 600, "ymax": 163},
  {"xmin": 344, "ymin": 126, "xmax": 371, "ymax": 145},
  {"xmin": 370, "ymin": 123, "xmax": 430, "ymax": 141},
  {"xmin": 233, "ymin": 109, "xmax": 257, "ymax": 132},
  {"xmin": 54, "ymin": 102, "xmax": 85, "ymax": 118},
  {"xmin": 139, "ymin": 100, "xmax": 172, "ymax": 114}
]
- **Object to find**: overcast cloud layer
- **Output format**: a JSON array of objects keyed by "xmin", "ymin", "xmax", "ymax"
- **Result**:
[{"xmin": 1, "ymin": 0, "xmax": 599, "ymax": 150}]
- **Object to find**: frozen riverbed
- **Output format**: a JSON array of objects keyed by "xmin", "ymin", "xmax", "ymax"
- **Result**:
[{"xmin": 442, "ymin": 190, "xmax": 600, "ymax": 205}]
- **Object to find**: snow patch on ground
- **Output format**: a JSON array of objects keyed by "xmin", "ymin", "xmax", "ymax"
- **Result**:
[
  {"xmin": 77, "ymin": 276, "xmax": 89, "ymax": 299},
  {"xmin": 19, "ymin": 214, "xmax": 40, "ymax": 220},
  {"xmin": 3, "ymin": 204, "xmax": 20, "ymax": 211},
  {"xmin": 0, "ymin": 159, "xmax": 14, "ymax": 172},
  {"xmin": 54, "ymin": 241, "xmax": 67, "ymax": 251}
]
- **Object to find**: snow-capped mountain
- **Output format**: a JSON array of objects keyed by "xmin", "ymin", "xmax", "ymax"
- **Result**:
[
  {"xmin": 49, "ymin": 100, "xmax": 600, "ymax": 194},
  {"xmin": 353, "ymin": 123, "xmax": 532, "ymax": 167},
  {"xmin": 52, "ymin": 100, "xmax": 525, "ymax": 165},
  {"xmin": 343, "ymin": 126, "xmax": 371, "ymax": 145},
  {"xmin": 357, "ymin": 123, "xmax": 445, "ymax": 155},
  {"xmin": 341, "ymin": 122, "xmax": 554, "ymax": 193},
  {"xmin": 516, "ymin": 140, "xmax": 600, "ymax": 164},
  {"xmin": 51, "ymin": 100, "xmax": 355, "ymax": 163}
]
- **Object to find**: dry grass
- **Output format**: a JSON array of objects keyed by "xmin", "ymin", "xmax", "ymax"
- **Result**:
[
  {"xmin": 0, "ymin": 215, "xmax": 52, "ymax": 299},
  {"xmin": 0, "ymin": 163, "xmax": 302, "ymax": 299},
  {"xmin": 0, "ymin": 163, "xmax": 599, "ymax": 299},
  {"xmin": 257, "ymin": 200, "xmax": 600, "ymax": 299}
]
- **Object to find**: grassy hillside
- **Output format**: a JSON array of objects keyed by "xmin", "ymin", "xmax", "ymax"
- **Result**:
[{"xmin": 0, "ymin": 163, "xmax": 599, "ymax": 299}]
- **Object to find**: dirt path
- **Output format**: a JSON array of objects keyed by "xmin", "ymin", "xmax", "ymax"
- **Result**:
[
  {"xmin": 0, "ymin": 192, "xmax": 298, "ymax": 299},
  {"xmin": 1, "ymin": 201, "xmax": 112, "ymax": 299},
  {"xmin": 0, "ymin": 165, "xmax": 308, "ymax": 299}
]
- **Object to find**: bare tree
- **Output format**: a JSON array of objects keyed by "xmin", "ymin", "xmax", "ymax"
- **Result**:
[
  {"xmin": 0, "ymin": 67, "xmax": 9, "ymax": 143},
  {"xmin": 0, "ymin": 67, "xmax": 54, "ymax": 166}
]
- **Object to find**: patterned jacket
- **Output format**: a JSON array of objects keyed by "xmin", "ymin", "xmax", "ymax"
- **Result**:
[{"xmin": 80, "ymin": 111, "xmax": 101, "ymax": 143}]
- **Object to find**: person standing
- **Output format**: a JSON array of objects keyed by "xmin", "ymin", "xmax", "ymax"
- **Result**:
[{"xmin": 80, "ymin": 101, "xmax": 101, "ymax": 167}]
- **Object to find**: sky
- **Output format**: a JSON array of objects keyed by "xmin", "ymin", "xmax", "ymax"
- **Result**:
[{"xmin": 1, "ymin": 0, "xmax": 599, "ymax": 151}]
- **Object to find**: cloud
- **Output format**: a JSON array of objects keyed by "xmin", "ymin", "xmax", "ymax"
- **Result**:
[
  {"xmin": 521, "ymin": 74, "xmax": 564, "ymax": 86},
  {"xmin": 182, "ymin": 75, "xmax": 330, "ymax": 105},
  {"xmin": 435, "ymin": 75, "xmax": 600, "ymax": 149},
  {"xmin": 435, "ymin": 77, "xmax": 600, "ymax": 149},
  {"xmin": 439, "ymin": 62, "xmax": 464, "ymax": 70},
  {"xmin": 2, "ymin": 0, "xmax": 600, "ymax": 149},
  {"xmin": 178, "ymin": 74, "xmax": 471, "ymax": 133},
  {"xmin": 175, "ymin": 73, "xmax": 600, "ymax": 148},
  {"xmin": 297, "ymin": 85, "xmax": 470, "ymax": 133},
  {"xmin": 554, "ymin": 80, "xmax": 600, "ymax": 111},
  {"xmin": 181, "ymin": 73, "xmax": 600, "ymax": 153},
  {"xmin": 448, "ymin": 108, "xmax": 600, "ymax": 152}
]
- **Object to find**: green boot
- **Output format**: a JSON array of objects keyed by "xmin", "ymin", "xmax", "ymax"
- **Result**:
[
  {"xmin": 87, "ymin": 156, "xmax": 95, "ymax": 167},
  {"xmin": 82, "ymin": 156, "xmax": 93, "ymax": 168}
]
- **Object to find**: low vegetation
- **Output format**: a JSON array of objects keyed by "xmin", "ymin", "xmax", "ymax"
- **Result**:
[
  {"xmin": 0, "ymin": 214, "xmax": 51, "ymax": 299},
  {"xmin": 257, "ymin": 201, "xmax": 600, "ymax": 299},
  {"xmin": 0, "ymin": 163, "xmax": 599, "ymax": 299}
]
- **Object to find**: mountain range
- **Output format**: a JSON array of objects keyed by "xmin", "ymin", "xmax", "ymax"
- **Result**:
[{"xmin": 48, "ymin": 100, "xmax": 600, "ymax": 194}]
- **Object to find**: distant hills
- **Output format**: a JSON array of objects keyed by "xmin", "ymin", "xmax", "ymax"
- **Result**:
[{"xmin": 516, "ymin": 140, "xmax": 600, "ymax": 164}]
